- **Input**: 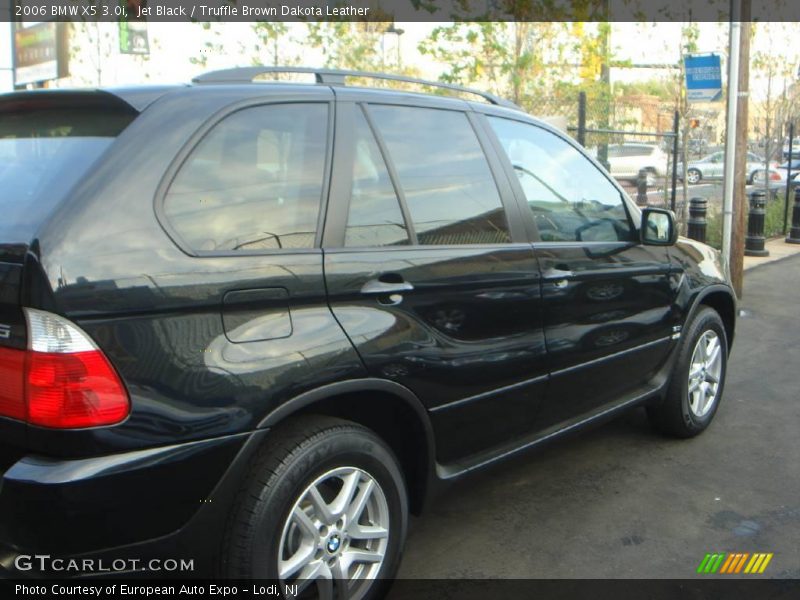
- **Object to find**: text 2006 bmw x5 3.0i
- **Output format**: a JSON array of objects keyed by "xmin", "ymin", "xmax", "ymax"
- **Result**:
[{"xmin": 0, "ymin": 68, "xmax": 734, "ymax": 596}]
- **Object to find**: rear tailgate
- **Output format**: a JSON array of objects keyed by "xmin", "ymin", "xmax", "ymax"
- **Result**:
[{"xmin": 0, "ymin": 90, "xmax": 140, "ymax": 458}]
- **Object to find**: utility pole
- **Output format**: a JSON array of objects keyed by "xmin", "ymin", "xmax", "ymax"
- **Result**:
[
  {"xmin": 731, "ymin": 1, "xmax": 752, "ymax": 298},
  {"xmin": 597, "ymin": 3, "xmax": 611, "ymax": 171}
]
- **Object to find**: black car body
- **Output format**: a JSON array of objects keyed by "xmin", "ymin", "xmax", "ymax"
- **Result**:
[{"xmin": 0, "ymin": 69, "xmax": 736, "ymax": 587}]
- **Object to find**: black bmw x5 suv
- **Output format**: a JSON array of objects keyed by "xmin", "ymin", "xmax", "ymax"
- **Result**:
[{"xmin": 0, "ymin": 68, "xmax": 735, "ymax": 595}]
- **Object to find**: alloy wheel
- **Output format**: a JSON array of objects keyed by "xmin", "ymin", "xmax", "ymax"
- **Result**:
[
  {"xmin": 687, "ymin": 330, "xmax": 722, "ymax": 418},
  {"xmin": 278, "ymin": 467, "xmax": 390, "ymax": 599}
]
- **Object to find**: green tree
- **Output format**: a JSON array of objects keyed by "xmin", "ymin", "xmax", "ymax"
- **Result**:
[
  {"xmin": 251, "ymin": 23, "xmax": 301, "ymax": 68},
  {"xmin": 418, "ymin": 22, "xmax": 571, "ymax": 109}
]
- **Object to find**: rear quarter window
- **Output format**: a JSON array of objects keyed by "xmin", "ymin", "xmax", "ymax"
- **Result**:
[{"xmin": 163, "ymin": 103, "xmax": 329, "ymax": 253}]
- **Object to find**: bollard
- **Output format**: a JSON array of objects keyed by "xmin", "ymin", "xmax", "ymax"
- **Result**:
[
  {"xmin": 745, "ymin": 191, "xmax": 769, "ymax": 256},
  {"xmin": 787, "ymin": 185, "xmax": 800, "ymax": 244},
  {"xmin": 687, "ymin": 197, "xmax": 707, "ymax": 243},
  {"xmin": 636, "ymin": 169, "xmax": 649, "ymax": 207}
]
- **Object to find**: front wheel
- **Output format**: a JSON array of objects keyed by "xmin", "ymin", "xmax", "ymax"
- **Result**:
[
  {"xmin": 222, "ymin": 416, "xmax": 408, "ymax": 599},
  {"xmin": 647, "ymin": 307, "xmax": 728, "ymax": 437},
  {"xmin": 687, "ymin": 168, "xmax": 702, "ymax": 185}
]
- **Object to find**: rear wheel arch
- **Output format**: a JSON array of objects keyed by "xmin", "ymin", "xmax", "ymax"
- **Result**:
[{"xmin": 258, "ymin": 380, "xmax": 436, "ymax": 515}]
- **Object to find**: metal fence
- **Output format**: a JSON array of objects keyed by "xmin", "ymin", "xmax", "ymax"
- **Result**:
[{"xmin": 527, "ymin": 92, "xmax": 681, "ymax": 213}]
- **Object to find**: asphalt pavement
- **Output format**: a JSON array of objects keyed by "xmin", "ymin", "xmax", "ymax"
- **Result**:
[{"xmin": 391, "ymin": 255, "xmax": 800, "ymax": 583}]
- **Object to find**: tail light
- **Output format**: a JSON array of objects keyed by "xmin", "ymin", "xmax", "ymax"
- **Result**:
[
  {"xmin": 0, "ymin": 309, "xmax": 129, "ymax": 428},
  {"xmin": 769, "ymin": 171, "xmax": 781, "ymax": 181}
]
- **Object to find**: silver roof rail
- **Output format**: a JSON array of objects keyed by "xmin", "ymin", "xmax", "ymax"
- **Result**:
[{"xmin": 192, "ymin": 66, "xmax": 520, "ymax": 110}]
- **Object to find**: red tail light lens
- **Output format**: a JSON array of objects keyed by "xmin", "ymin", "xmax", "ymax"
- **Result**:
[
  {"xmin": 26, "ymin": 349, "xmax": 129, "ymax": 428},
  {"xmin": 0, "ymin": 347, "xmax": 26, "ymax": 420},
  {"xmin": 0, "ymin": 309, "xmax": 129, "ymax": 428}
]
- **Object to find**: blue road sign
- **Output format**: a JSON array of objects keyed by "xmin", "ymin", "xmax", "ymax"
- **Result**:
[{"xmin": 684, "ymin": 54, "xmax": 723, "ymax": 103}]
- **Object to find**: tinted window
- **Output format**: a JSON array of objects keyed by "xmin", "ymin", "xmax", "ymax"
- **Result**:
[
  {"xmin": 370, "ymin": 105, "xmax": 510, "ymax": 245},
  {"xmin": 164, "ymin": 104, "xmax": 328, "ymax": 252},
  {"xmin": 488, "ymin": 117, "xmax": 633, "ymax": 243},
  {"xmin": 0, "ymin": 106, "xmax": 135, "ymax": 243},
  {"xmin": 344, "ymin": 110, "xmax": 409, "ymax": 247}
]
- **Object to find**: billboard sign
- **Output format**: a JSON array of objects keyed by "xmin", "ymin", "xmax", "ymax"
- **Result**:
[
  {"xmin": 684, "ymin": 53, "xmax": 723, "ymax": 103},
  {"xmin": 13, "ymin": 22, "xmax": 69, "ymax": 87},
  {"xmin": 119, "ymin": 21, "xmax": 150, "ymax": 55}
]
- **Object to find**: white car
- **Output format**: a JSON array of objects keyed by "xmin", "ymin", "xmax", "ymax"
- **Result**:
[{"xmin": 602, "ymin": 143, "xmax": 669, "ymax": 179}]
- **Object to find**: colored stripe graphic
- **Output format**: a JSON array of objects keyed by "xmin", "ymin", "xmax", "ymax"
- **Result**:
[
  {"xmin": 700, "ymin": 552, "xmax": 774, "ymax": 575},
  {"xmin": 718, "ymin": 553, "xmax": 735, "ymax": 573},
  {"xmin": 758, "ymin": 553, "xmax": 773, "ymax": 573}
]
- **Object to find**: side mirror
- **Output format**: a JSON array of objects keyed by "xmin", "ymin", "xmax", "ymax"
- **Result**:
[{"xmin": 641, "ymin": 208, "xmax": 677, "ymax": 246}]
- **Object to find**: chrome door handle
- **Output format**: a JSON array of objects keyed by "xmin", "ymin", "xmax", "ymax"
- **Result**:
[
  {"xmin": 360, "ymin": 279, "xmax": 415, "ymax": 295},
  {"xmin": 543, "ymin": 268, "xmax": 574, "ymax": 279},
  {"xmin": 552, "ymin": 279, "xmax": 569, "ymax": 289}
]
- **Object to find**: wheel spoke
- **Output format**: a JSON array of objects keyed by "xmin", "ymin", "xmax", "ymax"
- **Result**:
[
  {"xmin": 330, "ymin": 470, "xmax": 361, "ymax": 521},
  {"xmin": 344, "ymin": 548, "xmax": 383, "ymax": 566},
  {"xmin": 279, "ymin": 543, "xmax": 315, "ymax": 580},
  {"xmin": 292, "ymin": 506, "xmax": 318, "ymax": 539},
  {"xmin": 349, "ymin": 524, "xmax": 389, "ymax": 540},
  {"xmin": 706, "ymin": 340, "xmax": 721, "ymax": 369},
  {"xmin": 698, "ymin": 383, "xmax": 709, "ymax": 414},
  {"xmin": 688, "ymin": 378, "xmax": 702, "ymax": 394},
  {"xmin": 696, "ymin": 336, "xmax": 707, "ymax": 361},
  {"xmin": 308, "ymin": 486, "xmax": 336, "ymax": 524},
  {"xmin": 330, "ymin": 559, "xmax": 351, "ymax": 599},
  {"xmin": 705, "ymin": 370, "xmax": 720, "ymax": 384},
  {"xmin": 346, "ymin": 478, "xmax": 374, "ymax": 525}
]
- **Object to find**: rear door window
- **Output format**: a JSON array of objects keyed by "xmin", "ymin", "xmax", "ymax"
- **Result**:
[
  {"xmin": 163, "ymin": 103, "xmax": 329, "ymax": 253},
  {"xmin": 344, "ymin": 109, "xmax": 410, "ymax": 247},
  {"xmin": 368, "ymin": 105, "xmax": 511, "ymax": 246}
]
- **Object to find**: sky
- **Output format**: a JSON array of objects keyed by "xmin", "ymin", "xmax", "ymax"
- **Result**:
[{"xmin": 0, "ymin": 21, "xmax": 797, "ymax": 103}]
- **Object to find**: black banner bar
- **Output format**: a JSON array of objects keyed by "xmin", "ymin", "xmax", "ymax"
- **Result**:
[{"xmin": 3, "ymin": 0, "xmax": 800, "ymax": 23}]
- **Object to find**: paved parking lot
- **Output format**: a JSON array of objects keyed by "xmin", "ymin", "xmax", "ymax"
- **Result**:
[{"xmin": 392, "ymin": 255, "xmax": 800, "ymax": 583}]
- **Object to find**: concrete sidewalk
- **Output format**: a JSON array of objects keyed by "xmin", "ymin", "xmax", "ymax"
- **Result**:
[{"xmin": 743, "ymin": 236, "xmax": 800, "ymax": 270}]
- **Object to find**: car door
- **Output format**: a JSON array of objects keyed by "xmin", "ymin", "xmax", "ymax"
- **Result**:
[
  {"xmin": 706, "ymin": 152, "xmax": 724, "ymax": 178},
  {"xmin": 323, "ymin": 97, "xmax": 548, "ymax": 464},
  {"xmin": 482, "ymin": 113, "xmax": 679, "ymax": 429}
]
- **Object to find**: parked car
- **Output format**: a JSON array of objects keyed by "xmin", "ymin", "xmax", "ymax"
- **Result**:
[
  {"xmin": 0, "ymin": 68, "xmax": 736, "ymax": 593},
  {"xmin": 783, "ymin": 137, "xmax": 800, "ymax": 160},
  {"xmin": 679, "ymin": 151, "xmax": 771, "ymax": 184},
  {"xmin": 600, "ymin": 142, "xmax": 669, "ymax": 180},
  {"xmin": 752, "ymin": 159, "xmax": 800, "ymax": 185}
]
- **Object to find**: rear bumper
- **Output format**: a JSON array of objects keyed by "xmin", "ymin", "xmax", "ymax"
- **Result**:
[{"xmin": 0, "ymin": 430, "xmax": 268, "ymax": 577}]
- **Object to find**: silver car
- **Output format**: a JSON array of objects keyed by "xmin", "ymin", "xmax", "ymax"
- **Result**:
[{"xmin": 680, "ymin": 151, "xmax": 768, "ymax": 184}]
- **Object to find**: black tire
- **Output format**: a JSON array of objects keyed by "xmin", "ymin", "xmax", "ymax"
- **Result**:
[
  {"xmin": 647, "ymin": 307, "xmax": 728, "ymax": 438},
  {"xmin": 221, "ymin": 415, "xmax": 408, "ymax": 599}
]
